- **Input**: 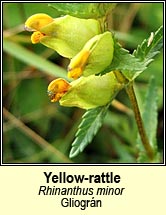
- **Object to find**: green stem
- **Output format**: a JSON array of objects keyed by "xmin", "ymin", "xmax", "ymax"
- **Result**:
[
  {"xmin": 125, "ymin": 82, "xmax": 154, "ymax": 160},
  {"xmin": 113, "ymin": 70, "xmax": 154, "ymax": 160}
]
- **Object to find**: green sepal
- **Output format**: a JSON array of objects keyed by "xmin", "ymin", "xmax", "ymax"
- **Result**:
[
  {"xmin": 60, "ymin": 72, "xmax": 123, "ymax": 109},
  {"xmin": 84, "ymin": 31, "xmax": 114, "ymax": 76},
  {"xmin": 68, "ymin": 31, "xmax": 114, "ymax": 78},
  {"xmin": 40, "ymin": 15, "xmax": 101, "ymax": 58}
]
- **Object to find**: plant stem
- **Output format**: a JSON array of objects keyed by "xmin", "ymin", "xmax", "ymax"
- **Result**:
[
  {"xmin": 114, "ymin": 70, "xmax": 154, "ymax": 160},
  {"xmin": 125, "ymin": 82, "xmax": 154, "ymax": 160}
]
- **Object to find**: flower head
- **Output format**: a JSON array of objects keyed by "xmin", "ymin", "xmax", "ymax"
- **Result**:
[
  {"xmin": 25, "ymin": 13, "xmax": 54, "ymax": 31},
  {"xmin": 25, "ymin": 13, "xmax": 101, "ymax": 58},
  {"xmin": 67, "ymin": 31, "xmax": 114, "ymax": 79},
  {"xmin": 47, "ymin": 72, "xmax": 123, "ymax": 109},
  {"xmin": 47, "ymin": 78, "xmax": 71, "ymax": 102}
]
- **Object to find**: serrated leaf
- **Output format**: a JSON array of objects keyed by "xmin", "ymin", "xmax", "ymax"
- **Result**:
[
  {"xmin": 101, "ymin": 26, "xmax": 163, "ymax": 80},
  {"xmin": 124, "ymin": 26, "xmax": 163, "ymax": 77},
  {"xmin": 69, "ymin": 105, "xmax": 109, "ymax": 158},
  {"xmin": 133, "ymin": 26, "xmax": 163, "ymax": 62},
  {"xmin": 48, "ymin": 3, "xmax": 116, "ymax": 19},
  {"xmin": 137, "ymin": 76, "xmax": 159, "ymax": 162},
  {"xmin": 101, "ymin": 39, "xmax": 146, "ymax": 79},
  {"xmin": 131, "ymin": 26, "xmax": 163, "ymax": 80}
]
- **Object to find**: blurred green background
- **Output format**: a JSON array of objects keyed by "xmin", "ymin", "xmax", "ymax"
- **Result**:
[{"xmin": 3, "ymin": 3, "xmax": 163, "ymax": 163}]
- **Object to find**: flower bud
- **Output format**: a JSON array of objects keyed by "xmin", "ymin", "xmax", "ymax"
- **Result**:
[
  {"xmin": 48, "ymin": 72, "xmax": 123, "ymax": 109},
  {"xmin": 25, "ymin": 13, "xmax": 101, "ymax": 58},
  {"xmin": 68, "ymin": 31, "xmax": 114, "ymax": 79}
]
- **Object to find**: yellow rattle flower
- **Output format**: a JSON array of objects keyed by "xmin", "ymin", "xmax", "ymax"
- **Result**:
[
  {"xmin": 47, "ymin": 78, "xmax": 71, "ymax": 102},
  {"xmin": 67, "ymin": 31, "xmax": 114, "ymax": 79},
  {"xmin": 47, "ymin": 72, "xmax": 123, "ymax": 110},
  {"xmin": 25, "ymin": 13, "xmax": 101, "ymax": 58}
]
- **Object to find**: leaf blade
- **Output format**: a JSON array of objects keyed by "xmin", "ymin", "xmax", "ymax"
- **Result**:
[
  {"xmin": 100, "ymin": 37, "xmax": 147, "ymax": 80},
  {"xmin": 133, "ymin": 25, "xmax": 163, "ymax": 62},
  {"xmin": 101, "ymin": 26, "xmax": 163, "ymax": 80},
  {"xmin": 69, "ymin": 105, "xmax": 109, "ymax": 158},
  {"xmin": 48, "ymin": 3, "xmax": 116, "ymax": 18}
]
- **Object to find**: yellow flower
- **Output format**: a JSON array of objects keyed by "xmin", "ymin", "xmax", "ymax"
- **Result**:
[
  {"xmin": 25, "ymin": 13, "xmax": 54, "ymax": 31},
  {"xmin": 47, "ymin": 78, "xmax": 71, "ymax": 102},
  {"xmin": 25, "ymin": 13, "xmax": 101, "ymax": 58},
  {"xmin": 68, "ymin": 49, "xmax": 90, "ymax": 79},
  {"xmin": 67, "ymin": 31, "xmax": 114, "ymax": 79},
  {"xmin": 47, "ymin": 72, "xmax": 123, "ymax": 109},
  {"xmin": 25, "ymin": 13, "xmax": 54, "ymax": 44}
]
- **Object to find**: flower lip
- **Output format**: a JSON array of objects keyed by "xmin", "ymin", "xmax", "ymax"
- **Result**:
[
  {"xmin": 67, "ymin": 49, "xmax": 90, "ymax": 79},
  {"xmin": 67, "ymin": 67, "xmax": 83, "ymax": 79},
  {"xmin": 31, "ymin": 31, "xmax": 46, "ymax": 44},
  {"xmin": 47, "ymin": 78, "xmax": 71, "ymax": 102},
  {"xmin": 25, "ymin": 13, "xmax": 54, "ymax": 31},
  {"xmin": 25, "ymin": 13, "xmax": 54, "ymax": 44}
]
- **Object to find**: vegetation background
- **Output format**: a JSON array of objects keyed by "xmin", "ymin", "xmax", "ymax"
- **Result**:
[{"xmin": 3, "ymin": 2, "xmax": 163, "ymax": 163}]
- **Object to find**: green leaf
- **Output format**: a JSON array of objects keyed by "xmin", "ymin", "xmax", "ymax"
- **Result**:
[
  {"xmin": 102, "ymin": 39, "xmax": 146, "ymax": 79},
  {"xmin": 133, "ymin": 25, "xmax": 163, "ymax": 65},
  {"xmin": 101, "ymin": 26, "xmax": 163, "ymax": 80},
  {"xmin": 137, "ymin": 76, "xmax": 159, "ymax": 162},
  {"xmin": 69, "ymin": 105, "xmax": 109, "ymax": 158},
  {"xmin": 48, "ymin": 3, "xmax": 116, "ymax": 18}
]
